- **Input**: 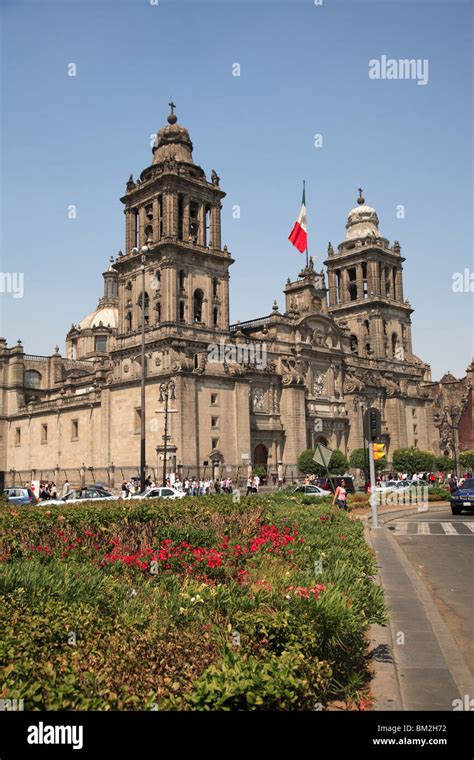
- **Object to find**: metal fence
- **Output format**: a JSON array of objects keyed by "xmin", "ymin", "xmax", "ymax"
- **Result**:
[{"xmin": 3, "ymin": 463, "xmax": 300, "ymax": 490}]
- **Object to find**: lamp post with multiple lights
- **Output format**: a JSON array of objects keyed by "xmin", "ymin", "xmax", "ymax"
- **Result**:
[
  {"xmin": 159, "ymin": 381, "xmax": 176, "ymax": 487},
  {"xmin": 131, "ymin": 245, "xmax": 149, "ymax": 493}
]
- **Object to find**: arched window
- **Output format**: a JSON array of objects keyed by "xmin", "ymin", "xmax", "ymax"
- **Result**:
[
  {"xmin": 315, "ymin": 436, "xmax": 328, "ymax": 447},
  {"xmin": 24, "ymin": 370, "xmax": 41, "ymax": 389},
  {"xmin": 212, "ymin": 277, "xmax": 218, "ymax": 298},
  {"xmin": 179, "ymin": 270, "xmax": 185, "ymax": 291},
  {"xmin": 365, "ymin": 342, "xmax": 372, "ymax": 357},
  {"xmin": 126, "ymin": 311, "xmax": 132, "ymax": 332},
  {"xmin": 349, "ymin": 335, "xmax": 358, "ymax": 354},
  {"xmin": 179, "ymin": 301, "xmax": 185, "ymax": 322},
  {"xmin": 153, "ymin": 270, "xmax": 161, "ymax": 290},
  {"xmin": 213, "ymin": 307, "xmax": 218, "ymax": 327},
  {"xmin": 144, "ymin": 225, "xmax": 153, "ymax": 244},
  {"xmin": 193, "ymin": 289, "xmax": 204, "ymax": 323},
  {"xmin": 125, "ymin": 280, "xmax": 132, "ymax": 291},
  {"xmin": 155, "ymin": 302, "xmax": 161, "ymax": 323}
]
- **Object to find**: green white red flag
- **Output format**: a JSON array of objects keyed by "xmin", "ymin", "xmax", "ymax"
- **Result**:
[{"xmin": 288, "ymin": 183, "xmax": 307, "ymax": 253}]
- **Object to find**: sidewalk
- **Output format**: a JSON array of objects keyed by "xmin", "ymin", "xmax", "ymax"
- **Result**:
[{"xmin": 364, "ymin": 508, "xmax": 474, "ymax": 711}]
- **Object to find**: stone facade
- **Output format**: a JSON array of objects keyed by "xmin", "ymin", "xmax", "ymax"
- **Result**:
[{"xmin": 1, "ymin": 109, "xmax": 470, "ymax": 487}]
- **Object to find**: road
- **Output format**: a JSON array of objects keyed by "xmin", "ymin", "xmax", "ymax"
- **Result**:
[{"xmin": 386, "ymin": 509, "xmax": 474, "ymax": 676}]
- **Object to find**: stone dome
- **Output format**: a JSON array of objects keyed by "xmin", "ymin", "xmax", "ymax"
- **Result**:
[
  {"xmin": 345, "ymin": 191, "xmax": 380, "ymax": 240},
  {"xmin": 79, "ymin": 306, "xmax": 118, "ymax": 330},
  {"xmin": 152, "ymin": 110, "xmax": 194, "ymax": 165}
]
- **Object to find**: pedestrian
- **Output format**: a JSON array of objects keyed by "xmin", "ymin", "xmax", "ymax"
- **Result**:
[
  {"xmin": 333, "ymin": 479, "xmax": 348, "ymax": 510},
  {"xmin": 448, "ymin": 474, "xmax": 458, "ymax": 493},
  {"xmin": 246, "ymin": 476, "xmax": 253, "ymax": 496}
]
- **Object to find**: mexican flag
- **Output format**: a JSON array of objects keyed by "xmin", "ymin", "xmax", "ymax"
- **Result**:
[{"xmin": 288, "ymin": 183, "xmax": 307, "ymax": 253}]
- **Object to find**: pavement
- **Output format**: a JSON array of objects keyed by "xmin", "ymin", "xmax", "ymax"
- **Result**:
[{"xmin": 363, "ymin": 504, "xmax": 474, "ymax": 711}]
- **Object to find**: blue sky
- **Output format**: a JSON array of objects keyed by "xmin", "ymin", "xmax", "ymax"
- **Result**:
[{"xmin": 1, "ymin": 0, "xmax": 472, "ymax": 379}]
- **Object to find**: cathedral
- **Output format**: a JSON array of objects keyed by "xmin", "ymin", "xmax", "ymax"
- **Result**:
[{"xmin": 1, "ymin": 107, "xmax": 471, "ymax": 488}]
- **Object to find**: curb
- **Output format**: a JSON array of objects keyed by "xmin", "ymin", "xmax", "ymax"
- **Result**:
[
  {"xmin": 365, "ymin": 507, "xmax": 474, "ymax": 710},
  {"xmin": 364, "ymin": 523, "xmax": 404, "ymax": 711}
]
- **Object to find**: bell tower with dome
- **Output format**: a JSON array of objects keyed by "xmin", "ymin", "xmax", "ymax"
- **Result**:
[
  {"xmin": 325, "ymin": 189, "xmax": 413, "ymax": 364},
  {"xmin": 112, "ymin": 103, "xmax": 233, "ymax": 344}
]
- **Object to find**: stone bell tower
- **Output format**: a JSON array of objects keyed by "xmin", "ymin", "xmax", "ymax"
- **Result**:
[
  {"xmin": 324, "ymin": 189, "xmax": 413, "ymax": 363},
  {"xmin": 114, "ymin": 103, "xmax": 233, "ymax": 341}
]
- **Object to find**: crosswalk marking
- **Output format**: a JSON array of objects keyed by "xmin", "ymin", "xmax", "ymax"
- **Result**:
[
  {"xmin": 393, "ymin": 521, "xmax": 474, "ymax": 536},
  {"xmin": 394, "ymin": 522, "xmax": 408, "ymax": 534},
  {"xmin": 417, "ymin": 522, "xmax": 430, "ymax": 535},
  {"xmin": 440, "ymin": 522, "xmax": 458, "ymax": 535}
]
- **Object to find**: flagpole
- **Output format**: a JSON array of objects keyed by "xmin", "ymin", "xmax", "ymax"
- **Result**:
[{"xmin": 304, "ymin": 179, "xmax": 308, "ymax": 268}]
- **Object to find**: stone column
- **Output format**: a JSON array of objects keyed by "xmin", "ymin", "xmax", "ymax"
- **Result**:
[
  {"xmin": 198, "ymin": 204, "xmax": 206, "ymax": 246},
  {"xmin": 404, "ymin": 322, "xmax": 413, "ymax": 357},
  {"xmin": 210, "ymin": 203, "xmax": 221, "ymax": 249},
  {"xmin": 327, "ymin": 365, "xmax": 335, "ymax": 397},
  {"xmin": 124, "ymin": 209, "xmax": 130, "ymax": 254},
  {"xmin": 395, "ymin": 268, "xmax": 403, "ymax": 301},
  {"xmin": 183, "ymin": 196, "xmax": 190, "ymax": 242},
  {"xmin": 128, "ymin": 209, "xmax": 137, "ymax": 253},
  {"xmin": 371, "ymin": 317, "xmax": 385, "ymax": 358},
  {"xmin": 368, "ymin": 260, "xmax": 377, "ymax": 296},
  {"xmin": 221, "ymin": 273, "xmax": 230, "ymax": 330},
  {"xmin": 152, "ymin": 197, "xmax": 159, "ymax": 242},
  {"xmin": 328, "ymin": 270, "xmax": 337, "ymax": 306},
  {"xmin": 280, "ymin": 384, "xmax": 307, "ymax": 466},
  {"xmin": 356, "ymin": 264, "xmax": 364, "ymax": 300}
]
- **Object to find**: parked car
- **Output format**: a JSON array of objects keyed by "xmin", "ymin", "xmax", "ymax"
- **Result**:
[
  {"xmin": 47, "ymin": 487, "xmax": 117, "ymax": 505},
  {"xmin": 132, "ymin": 486, "xmax": 185, "ymax": 500},
  {"xmin": 375, "ymin": 480, "xmax": 400, "ymax": 493},
  {"xmin": 291, "ymin": 484, "xmax": 331, "ymax": 498},
  {"xmin": 450, "ymin": 478, "xmax": 474, "ymax": 515},
  {"xmin": 4, "ymin": 487, "xmax": 38, "ymax": 505}
]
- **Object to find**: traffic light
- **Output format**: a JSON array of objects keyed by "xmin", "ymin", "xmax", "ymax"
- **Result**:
[
  {"xmin": 363, "ymin": 407, "xmax": 381, "ymax": 441},
  {"xmin": 372, "ymin": 443, "xmax": 385, "ymax": 461}
]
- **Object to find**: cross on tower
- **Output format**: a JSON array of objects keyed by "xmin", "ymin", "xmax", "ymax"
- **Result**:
[
  {"xmin": 168, "ymin": 101, "xmax": 176, "ymax": 115},
  {"xmin": 358, "ymin": 187, "xmax": 363, "ymax": 198}
]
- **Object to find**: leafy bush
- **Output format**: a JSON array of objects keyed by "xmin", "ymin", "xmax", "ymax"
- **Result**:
[
  {"xmin": 392, "ymin": 447, "xmax": 436, "ymax": 473},
  {"xmin": 459, "ymin": 451, "xmax": 474, "ymax": 470},
  {"xmin": 434, "ymin": 455, "xmax": 454, "ymax": 472},
  {"xmin": 166, "ymin": 646, "xmax": 332, "ymax": 711},
  {"xmin": 0, "ymin": 494, "xmax": 387, "ymax": 710},
  {"xmin": 350, "ymin": 448, "xmax": 385, "ymax": 473},
  {"xmin": 298, "ymin": 448, "xmax": 349, "ymax": 476}
]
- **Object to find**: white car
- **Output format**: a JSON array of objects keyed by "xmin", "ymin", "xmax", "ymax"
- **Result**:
[
  {"xmin": 132, "ymin": 486, "xmax": 185, "ymax": 500},
  {"xmin": 375, "ymin": 480, "xmax": 400, "ymax": 493},
  {"xmin": 292, "ymin": 485, "xmax": 332, "ymax": 497},
  {"xmin": 45, "ymin": 487, "xmax": 118, "ymax": 506}
]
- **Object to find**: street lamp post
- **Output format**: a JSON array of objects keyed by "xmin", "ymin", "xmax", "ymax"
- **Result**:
[
  {"xmin": 132, "ymin": 245, "xmax": 149, "ymax": 493},
  {"xmin": 354, "ymin": 397, "xmax": 368, "ymax": 487},
  {"xmin": 159, "ymin": 381, "xmax": 176, "ymax": 487}
]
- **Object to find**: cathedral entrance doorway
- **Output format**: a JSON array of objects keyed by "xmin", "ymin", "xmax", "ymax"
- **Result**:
[{"xmin": 253, "ymin": 444, "xmax": 268, "ymax": 467}]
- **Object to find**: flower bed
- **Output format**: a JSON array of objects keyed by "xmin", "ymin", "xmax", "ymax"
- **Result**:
[{"xmin": 0, "ymin": 494, "xmax": 387, "ymax": 710}]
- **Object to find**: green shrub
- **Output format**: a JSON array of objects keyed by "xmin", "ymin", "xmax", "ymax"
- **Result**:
[
  {"xmin": 165, "ymin": 646, "xmax": 332, "ymax": 711},
  {"xmin": 0, "ymin": 494, "xmax": 386, "ymax": 710}
]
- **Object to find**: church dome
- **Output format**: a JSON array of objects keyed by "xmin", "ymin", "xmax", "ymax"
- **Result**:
[
  {"xmin": 152, "ymin": 106, "xmax": 194, "ymax": 164},
  {"xmin": 79, "ymin": 306, "xmax": 118, "ymax": 330},
  {"xmin": 345, "ymin": 190, "xmax": 379, "ymax": 240}
]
